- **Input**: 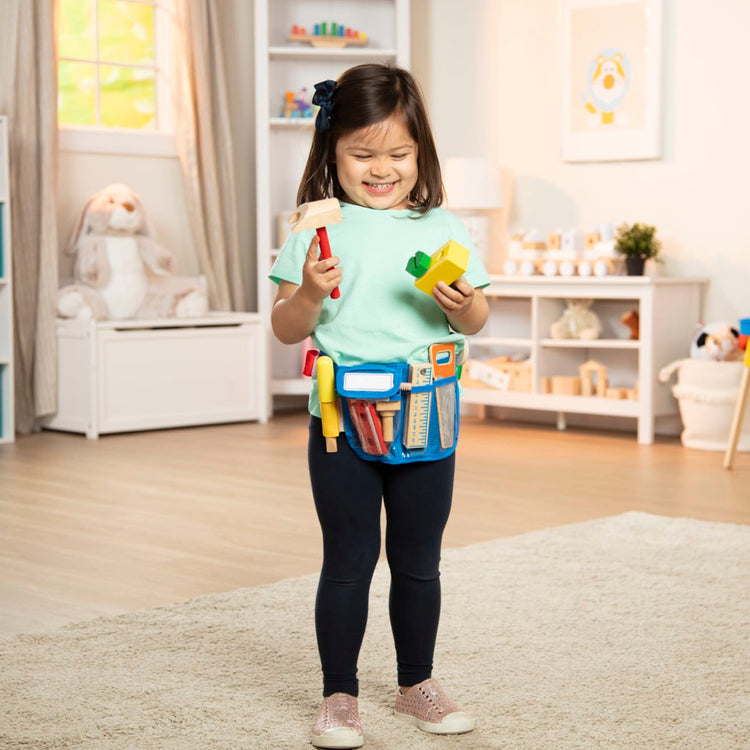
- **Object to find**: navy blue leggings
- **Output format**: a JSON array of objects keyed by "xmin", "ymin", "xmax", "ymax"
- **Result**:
[{"xmin": 308, "ymin": 417, "xmax": 455, "ymax": 697}]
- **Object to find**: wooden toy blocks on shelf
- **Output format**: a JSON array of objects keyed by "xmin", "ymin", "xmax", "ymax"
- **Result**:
[
  {"xmin": 463, "ymin": 357, "xmax": 532, "ymax": 393},
  {"xmin": 288, "ymin": 22, "xmax": 368, "ymax": 49},
  {"xmin": 406, "ymin": 239, "xmax": 470, "ymax": 296},
  {"xmin": 504, "ymin": 224, "xmax": 624, "ymax": 277},
  {"xmin": 551, "ymin": 375, "xmax": 581, "ymax": 396},
  {"xmin": 281, "ymin": 89, "xmax": 315, "ymax": 119},
  {"xmin": 579, "ymin": 360, "xmax": 608, "ymax": 397}
]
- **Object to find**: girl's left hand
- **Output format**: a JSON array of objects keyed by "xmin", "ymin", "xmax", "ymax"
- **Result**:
[
  {"xmin": 432, "ymin": 277, "xmax": 489, "ymax": 335},
  {"xmin": 432, "ymin": 277, "xmax": 475, "ymax": 316}
]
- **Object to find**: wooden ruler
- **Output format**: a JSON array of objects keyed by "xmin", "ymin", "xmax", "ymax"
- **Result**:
[
  {"xmin": 404, "ymin": 363, "xmax": 432, "ymax": 449},
  {"xmin": 429, "ymin": 343, "xmax": 456, "ymax": 449}
]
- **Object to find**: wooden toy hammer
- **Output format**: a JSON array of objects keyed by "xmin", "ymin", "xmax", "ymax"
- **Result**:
[{"xmin": 289, "ymin": 198, "xmax": 342, "ymax": 299}]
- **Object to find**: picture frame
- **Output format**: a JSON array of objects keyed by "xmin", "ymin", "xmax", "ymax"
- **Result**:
[{"xmin": 560, "ymin": 0, "xmax": 663, "ymax": 162}]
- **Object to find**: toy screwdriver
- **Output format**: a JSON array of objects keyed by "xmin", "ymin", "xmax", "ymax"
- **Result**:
[{"xmin": 316, "ymin": 355, "xmax": 339, "ymax": 452}]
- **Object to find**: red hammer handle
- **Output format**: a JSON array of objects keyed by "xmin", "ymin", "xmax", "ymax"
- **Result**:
[{"xmin": 316, "ymin": 226, "xmax": 340, "ymax": 299}]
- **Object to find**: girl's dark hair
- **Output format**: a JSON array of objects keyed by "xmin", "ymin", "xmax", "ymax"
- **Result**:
[{"xmin": 297, "ymin": 64, "xmax": 443, "ymax": 214}]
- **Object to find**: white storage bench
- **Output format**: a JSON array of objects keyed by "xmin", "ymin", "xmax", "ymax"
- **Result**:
[{"xmin": 44, "ymin": 313, "xmax": 267, "ymax": 439}]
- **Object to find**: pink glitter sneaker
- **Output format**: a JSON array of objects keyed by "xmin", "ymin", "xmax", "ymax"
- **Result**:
[
  {"xmin": 310, "ymin": 692, "xmax": 364, "ymax": 749},
  {"xmin": 394, "ymin": 678, "xmax": 475, "ymax": 734}
]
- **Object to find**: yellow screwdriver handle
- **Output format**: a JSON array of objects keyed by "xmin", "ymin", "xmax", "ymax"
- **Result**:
[{"xmin": 316, "ymin": 355, "xmax": 339, "ymax": 451}]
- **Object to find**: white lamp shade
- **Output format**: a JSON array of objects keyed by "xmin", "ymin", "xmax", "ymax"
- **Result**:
[{"xmin": 443, "ymin": 157, "xmax": 503, "ymax": 210}]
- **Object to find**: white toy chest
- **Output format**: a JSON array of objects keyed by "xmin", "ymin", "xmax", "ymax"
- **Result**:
[
  {"xmin": 44, "ymin": 313, "xmax": 267, "ymax": 438},
  {"xmin": 659, "ymin": 359, "xmax": 750, "ymax": 451}
]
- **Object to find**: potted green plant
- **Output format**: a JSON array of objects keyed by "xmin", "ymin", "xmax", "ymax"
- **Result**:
[{"xmin": 615, "ymin": 222, "xmax": 662, "ymax": 275}]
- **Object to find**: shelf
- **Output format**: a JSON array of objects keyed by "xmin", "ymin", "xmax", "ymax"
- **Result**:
[
  {"xmin": 272, "ymin": 377, "xmax": 313, "ymax": 396},
  {"xmin": 59, "ymin": 312, "xmax": 263, "ymax": 333},
  {"xmin": 460, "ymin": 387, "xmax": 640, "ymax": 417},
  {"xmin": 269, "ymin": 46, "xmax": 398, "ymax": 60},
  {"xmin": 539, "ymin": 338, "xmax": 640, "ymax": 350},
  {"xmin": 487, "ymin": 274, "xmax": 709, "ymax": 286},
  {"xmin": 470, "ymin": 337, "xmax": 532, "ymax": 348},
  {"xmin": 270, "ymin": 117, "xmax": 315, "ymax": 128},
  {"xmin": 484, "ymin": 275, "xmax": 710, "ymax": 302},
  {"xmin": 463, "ymin": 275, "xmax": 707, "ymax": 443}
]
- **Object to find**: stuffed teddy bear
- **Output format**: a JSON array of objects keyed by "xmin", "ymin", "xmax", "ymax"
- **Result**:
[
  {"xmin": 550, "ymin": 298, "xmax": 603, "ymax": 340},
  {"xmin": 620, "ymin": 309, "xmax": 640, "ymax": 340},
  {"xmin": 690, "ymin": 322, "xmax": 742, "ymax": 361},
  {"xmin": 57, "ymin": 183, "xmax": 208, "ymax": 321}
]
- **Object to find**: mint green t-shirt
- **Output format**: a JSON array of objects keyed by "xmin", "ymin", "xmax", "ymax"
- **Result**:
[{"xmin": 269, "ymin": 202, "xmax": 491, "ymax": 416}]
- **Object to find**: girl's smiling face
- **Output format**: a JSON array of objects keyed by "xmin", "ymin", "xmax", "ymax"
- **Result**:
[{"xmin": 334, "ymin": 114, "xmax": 418, "ymax": 211}]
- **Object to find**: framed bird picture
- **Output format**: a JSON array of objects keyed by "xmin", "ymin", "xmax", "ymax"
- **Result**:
[{"xmin": 560, "ymin": 0, "xmax": 663, "ymax": 162}]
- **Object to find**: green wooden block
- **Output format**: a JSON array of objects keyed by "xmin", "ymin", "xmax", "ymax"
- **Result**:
[{"xmin": 405, "ymin": 250, "xmax": 431, "ymax": 278}]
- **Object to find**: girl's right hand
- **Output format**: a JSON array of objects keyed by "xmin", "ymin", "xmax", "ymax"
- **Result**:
[{"xmin": 300, "ymin": 235, "xmax": 342, "ymax": 302}]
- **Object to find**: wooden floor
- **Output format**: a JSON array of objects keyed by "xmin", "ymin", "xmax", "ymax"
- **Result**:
[{"xmin": 1, "ymin": 412, "xmax": 748, "ymax": 637}]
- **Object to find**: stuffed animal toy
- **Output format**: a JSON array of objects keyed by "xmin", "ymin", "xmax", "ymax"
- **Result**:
[
  {"xmin": 620, "ymin": 309, "xmax": 640, "ymax": 340},
  {"xmin": 690, "ymin": 322, "xmax": 742, "ymax": 361},
  {"xmin": 550, "ymin": 298, "xmax": 602, "ymax": 340},
  {"xmin": 57, "ymin": 183, "xmax": 208, "ymax": 321}
]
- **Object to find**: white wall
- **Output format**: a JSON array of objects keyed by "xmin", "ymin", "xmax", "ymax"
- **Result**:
[{"xmin": 412, "ymin": 0, "xmax": 750, "ymax": 324}]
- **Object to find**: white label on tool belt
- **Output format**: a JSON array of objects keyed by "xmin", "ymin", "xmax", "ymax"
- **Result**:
[{"xmin": 342, "ymin": 371, "xmax": 394, "ymax": 392}]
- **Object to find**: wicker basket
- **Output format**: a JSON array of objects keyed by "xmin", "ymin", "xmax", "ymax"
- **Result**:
[{"xmin": 659, "ymin": 359, "xmax": 749, "ymax": 451}]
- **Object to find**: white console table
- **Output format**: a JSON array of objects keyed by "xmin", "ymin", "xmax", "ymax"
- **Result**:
[
  {"xmin": 44, "ymin": 313, "xmax": 267, "ymax": 439},
  {"xmin": 462, "ymin": 276, "xmax": 708, "ymax": 444}
]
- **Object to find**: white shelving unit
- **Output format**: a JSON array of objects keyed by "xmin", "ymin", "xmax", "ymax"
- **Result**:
[
  {"xmin": 0, "ymin": 116, "xmax": 14, "ymax": 443},
  {"xmin": 254, "ymin": 0, "xmax": 410, "ymax": 413},
  {"xmin": 462, "ymin": 275, "xmax": 708, "ymax": 444}
]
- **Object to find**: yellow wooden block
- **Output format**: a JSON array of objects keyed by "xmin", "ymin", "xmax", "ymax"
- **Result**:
[
  {"xmin": 414, "ymin": 240, "xmax": 470, "ymax": 295},
  {"xmin": 551, "ymin": 376, "xmax": 581, "ymax": 396}
]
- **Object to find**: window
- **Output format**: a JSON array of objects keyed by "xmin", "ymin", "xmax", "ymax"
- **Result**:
[{"xmin": 57, "ymin": 0, "xmax": 175, "ymax": 156}]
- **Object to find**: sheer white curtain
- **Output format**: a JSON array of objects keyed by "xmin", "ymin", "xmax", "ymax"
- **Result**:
[
  {"xmin": 0, "ymin": 0, "xmax": 58, "ymax": 435},
  {"xmin": 172, "ymin": 0, "xmax": 245, "ymax": 311}
]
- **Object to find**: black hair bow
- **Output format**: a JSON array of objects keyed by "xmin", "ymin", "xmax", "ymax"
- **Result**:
[{"xmin": 313, "ymin": 79, "xmax": 337, "ymax": 132}]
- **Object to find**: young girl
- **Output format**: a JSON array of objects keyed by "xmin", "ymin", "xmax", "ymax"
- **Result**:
[{"xmin": 270, "ymin": 64, "xmax": 490, "ymax": 749}]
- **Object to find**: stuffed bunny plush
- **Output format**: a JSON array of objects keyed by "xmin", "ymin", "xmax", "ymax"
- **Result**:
[{"xmin": 57, "ymin": 183, "xmax": 208, "ymax": 321}]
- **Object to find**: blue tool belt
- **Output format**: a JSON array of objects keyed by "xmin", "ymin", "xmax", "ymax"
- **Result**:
[{"xmin": 333, "ymin": 361, "xmax": 459, "ymax": 464}]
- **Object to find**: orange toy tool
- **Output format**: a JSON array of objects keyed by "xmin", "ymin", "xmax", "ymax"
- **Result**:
[
  {"xmin": 289, "ymin": 198, "xmax": 342, "ymax": 299},
  {"xmin": 429, "ymin": 342, "xmax": 456, "ymax": 449}
]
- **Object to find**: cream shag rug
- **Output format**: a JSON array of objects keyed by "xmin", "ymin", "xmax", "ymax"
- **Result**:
[{"xmin": 1, "ymin": 513, "xmax": 749, "ymax": 750}]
